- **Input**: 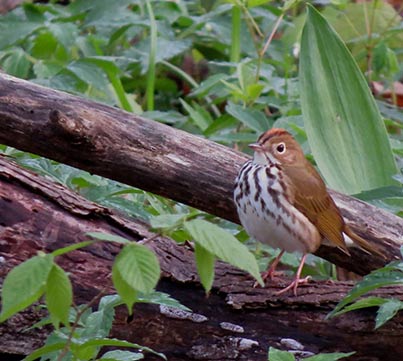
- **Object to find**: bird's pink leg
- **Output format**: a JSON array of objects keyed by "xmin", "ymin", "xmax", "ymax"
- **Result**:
[
  {"xmin": 275, "ymin": 254, "xmax": 310, "ymax": 296},
  {"xmin": 262, "ymin": 250, "xmax": 285, "ymax": 281},
  {"xmin": 254, "ymin": 250, "xmax": 285, "ymax": 287}
]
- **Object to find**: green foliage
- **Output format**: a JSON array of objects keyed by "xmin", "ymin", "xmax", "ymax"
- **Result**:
[
  {"xmin": 268, "ymin": 347, "xmax": 355, "ymax": 361},
  {"xmin": 0, "ymin": 238, "xmax": 187, "ymax": 360},
  {"xmin": 1, "ymin": 0, "xmax": 403, "ymax": 358},
  {"xmin": 112, "ymin": 243, "xmax": 161, "ymax": 312},
  {"xmin": 185, "ymin": 219, "xmax": 263, "ymax": 290},
  {"xmin": 300, "ymin": 5, "xmax": 397, "ymax": 194},
  {"xmin": 0, "ymin": 253, "xmax": 54, "ymax": 323},
  {"xmin": 328, "ymin": 247, "xmax": 403, "ymax": 329},
  {"xmin": 45, "ymin": 264, "xmax": 73, "ymax": 328}
]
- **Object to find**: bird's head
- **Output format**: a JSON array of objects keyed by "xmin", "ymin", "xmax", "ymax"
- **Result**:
[{"xmin": 250, "ymin": 128, "xmax": 305, "ymax": 166}]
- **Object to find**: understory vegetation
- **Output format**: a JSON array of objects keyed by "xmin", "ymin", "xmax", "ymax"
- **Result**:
[{"xmin": 0, "ymin": 0, "xmax": 402, "ymax": 360}]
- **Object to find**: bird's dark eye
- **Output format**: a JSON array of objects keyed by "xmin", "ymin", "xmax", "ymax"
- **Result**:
[{"xmin": 276, "ymin": 143, "xmax": 286, "ymax": 154}]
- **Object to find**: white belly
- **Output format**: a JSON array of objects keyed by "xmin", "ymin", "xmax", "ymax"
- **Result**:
[{"xmin": 234, "ymin": 162, "xmax": 321, "ymax": 254}]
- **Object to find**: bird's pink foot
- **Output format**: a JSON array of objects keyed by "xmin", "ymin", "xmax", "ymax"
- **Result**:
[{"xmin": 275, "ymin": 275, "xmax": 311, "ymax": 296}]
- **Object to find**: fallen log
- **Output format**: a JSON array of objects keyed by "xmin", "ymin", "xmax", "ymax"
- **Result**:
[
  {"xmin": 1, "ymin": 156, "xmax": 403, "ymax": 361},
  {"xmin": 0, "ymin": 73, "xmax": 401, "ymax": 276}
]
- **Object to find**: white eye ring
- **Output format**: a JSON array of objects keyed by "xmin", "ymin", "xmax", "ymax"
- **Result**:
[{"xmin": 276, "ymin": 142, "xmax": 286, "ymax": 154}]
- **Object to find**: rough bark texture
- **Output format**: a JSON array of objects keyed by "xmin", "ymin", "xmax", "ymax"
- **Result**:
[
  {"xmin": 1, "ymin": 157, "xmax": 403, "ymax": 361},
  {"xmin": 0, "ymin": 74, "xmax": 401, "ymax": 277},
  {"xmin": 0, "ymin": 0, "xmax": 23, "ymax": 13}
]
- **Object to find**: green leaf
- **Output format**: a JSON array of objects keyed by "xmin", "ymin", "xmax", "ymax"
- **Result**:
[
  {"xmin": 375, "ymin": 299, "xmax": 403, "ymax": 329},
  {"xmin": 22, "ymin": 342, "xmax": 66, "ymax": 361},
  {"xmin": 77, "ymin": 338, "xmax": 166, "ymax": 360},
  {"xmin": 327, "ymin": 296, "xmax": 387, "ymax": 317},
  {"xmin": 149, "ymin": 214, "xmax": 187, "ymax": 229},
  {"xmin": 112, "ymin": 265, "xmax": 138, "ymax": 314},
  {"xmin": 0, "ymin": 254, "xmax": 54, "ymax": 322},
  {"xmin": 299, "ymin": 5, "xmax": 397, "ymax": 194},
  {"xmin": 237, "ymin": 61, "xmax": 256, "ymax": 92},
  {"xmin": 137, "ymin": 291, "xmax": 191, "ymax": 311},
  {"xmin": 184, "ymin": 219, "xmax": 263, "ymax": 286},
  {"xmin": 100, "ymin": 292, "xmax": 191, "ymax": 312},
  {"xmin": 45, "ymin": 264, "xmax": 72, "ymax": 328},
  {"xmin": 248, "ymin": 0, "xmax": 271, "ymax": 7},
  {"xmin": 328, "ymin": 264, "xmax": 403, "ymax": 319},
  {"xmin": 51, "ymin": 240, "xmax": 95, "ymax": 257},
  {"xmin": 112, "ymin": 243, "xmax": 160, "ymax": 312},
  {"xmin": 194, "ymin": 243, "xmax": 215, "ymax": 293},
  {"xmin": 226, "ymin": 101, "xmax": 271, "ymax": 133},
  {"xmin": 100, "ymin": 350, "xmax": 144, "ymax": 360},
  {"xmin": 0, "ymin": 48, "xmax": 31, "ymax": 78},
  {"xmin": 0, "ymin": 21, "xmax": 42, "ymax": 48},
  {"xmin": 87, "ymin": 232, "xmax": 130, "ymax": 244},
  {"xmin": 305, "ymin": 352, "xmax": 356, "ymax": 361},
  {"xmin": 180, "ymin": 99, "xmax": 213, "ymax": 131},
  {"xmin": 268, "ymin": 347, "xmax": 295, "ymax": 361},
  {"xmin": 246, "ymin": 83, "xmax": 265, "ymax": 102}
]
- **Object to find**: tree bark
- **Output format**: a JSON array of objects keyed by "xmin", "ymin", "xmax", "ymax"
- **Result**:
[
  {"xmin": 1, "ymin": 156, "xmax": 403, "ymax": 361},
  {"xmin": 0, "ymin": 74, "xmax": 401, "ymax": 275}
]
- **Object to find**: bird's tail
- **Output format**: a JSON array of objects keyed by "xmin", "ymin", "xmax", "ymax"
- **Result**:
[{"xmin": 344, "ymin": 225, "xmax": 385, "ymax": 259}]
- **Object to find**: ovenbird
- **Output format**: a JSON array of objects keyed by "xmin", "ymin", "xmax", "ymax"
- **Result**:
[{"xmin": 234, "ymin": 128, "xmax": 382, "ymax": 295}]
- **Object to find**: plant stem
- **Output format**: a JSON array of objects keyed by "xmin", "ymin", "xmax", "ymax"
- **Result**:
[
  {"xmin": 145, "ymin": 0, "xmax": 157, "ymax": 111},
  {"xmin": 256, "ymin": 12, "xmax": 284, "ymax": 81},
  {"xmin": 56, "ymin": 290, "xmax": 107, "ymax": 361},
  {"xmin": 230, "ymin": 5, "xmax": 241, "ymax": 64}
]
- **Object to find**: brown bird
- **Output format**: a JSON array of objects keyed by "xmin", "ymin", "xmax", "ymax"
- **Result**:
[{"xmin": 234, "ymin": 128, "xmax": 382, "ymax": 295}]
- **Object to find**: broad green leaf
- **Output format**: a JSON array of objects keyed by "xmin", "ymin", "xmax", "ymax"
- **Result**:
[
  {"xmin": 0, "ymin": 254, "xmax": 53, "ymax": 322},
  {"xmin": 299, "ymin": 5, "xmax": 397, "ymax": 194},
  {"xmin": 305, "ymin": 352, "xmax": 356, "ymax": 361},
  {"xmin": 113, "ymin": 243, "xmax": 160, "ymax": 295},
  {"xmin": 87, "ymin": 232, "xmax": 130, "ymax": 244},
  {"xmin": 112, "ymin": 265, "xmax": 138, "ymax": 314},
  {"xmin": 100, "ymin": 350, "xmax": 144, "ymax": 361},
  {"xmin": 0, "ymin": 21, "xmax": 42, "ymax": 48},
  {"xmin": 268, "ymin": 347, "xmax": 295, "ymax": 361},
  {"xmin": 194, "ymin": 243, "xmax": 215, "ymax": 293},
  {"xmin": 375, "ymin": 299, "xmax": 403, "ymax": 329},
  {"xmin": 184, "ymin": 219, "xmax": 263, "ymax": 286},
  {"xmin": 45, "ymin": 264, "xmax": 72, "ymax": 328},
  {"xmin": 226, "ymin": 101, "xmax": 271, "ymax": 133},
  {"xmin": 0, "ymin": 48, "xmax": 31, "ymax": 78}
]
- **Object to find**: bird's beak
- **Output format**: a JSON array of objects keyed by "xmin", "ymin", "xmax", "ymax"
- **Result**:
[{"xmin": 248, "ymin": 143, "xmax": 262, "ymax": 151}]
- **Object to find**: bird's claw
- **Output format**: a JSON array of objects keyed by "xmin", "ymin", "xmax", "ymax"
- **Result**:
[{"xmin": 274, "ymin": 275, "xmax": 311, "ymax": 296}]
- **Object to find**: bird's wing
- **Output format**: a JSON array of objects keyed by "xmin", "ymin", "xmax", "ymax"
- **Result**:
[{"xmin": 283, "ymin": 163, "xmax": 350, "ymax": 255}]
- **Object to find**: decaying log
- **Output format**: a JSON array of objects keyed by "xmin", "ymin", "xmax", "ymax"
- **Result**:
[
  {"xmin": 0, "ymin": 74, "xmax": 401, "ymax": 276},
  {"xmin": 1, "ymin": 156, "xmax": 403, "ymax": 361}
]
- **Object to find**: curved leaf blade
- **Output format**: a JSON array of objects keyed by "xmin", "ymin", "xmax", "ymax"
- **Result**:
[
  {"xmin": 184, "ymin": 219, "xmax": 263, "ymax": 286},
  {"xmin": 0, "ymin": 254, "xmax": 53, "ymax": 322},
  {"xmin": 299, "ymin": 5, "xmax": 397, "ymax": 194}
]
